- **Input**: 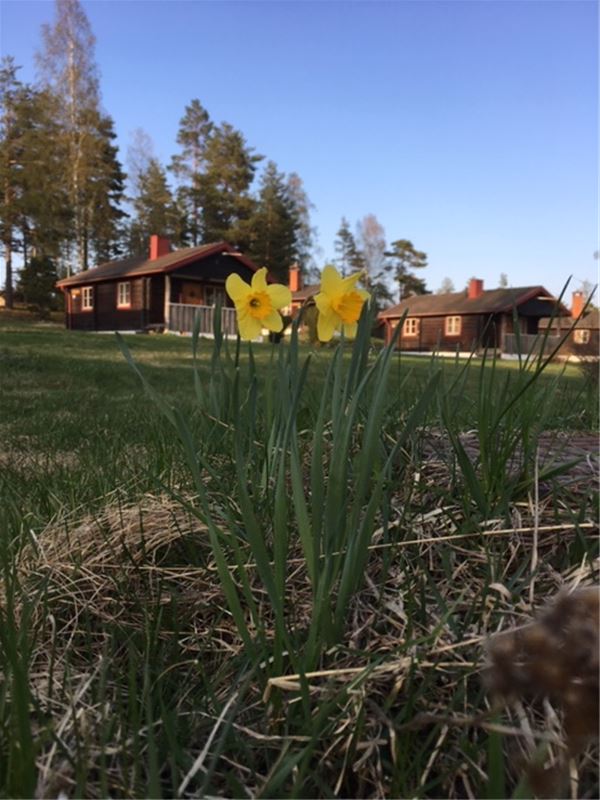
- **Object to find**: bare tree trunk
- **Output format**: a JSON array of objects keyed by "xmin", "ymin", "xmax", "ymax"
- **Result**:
[
  {"xmin": 22, "ymin": 227, "xmax": 28, "ymax": 270},
  {"xmin": 3, "ymin": 238, "xmax": 13, "ymax": 308},
  {"xmin": 3, "ymin": 177, "xmax": 14, "ymax": 307}
]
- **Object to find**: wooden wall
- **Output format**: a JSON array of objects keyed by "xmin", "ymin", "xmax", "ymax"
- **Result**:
[
  {"xmin": 386, "ymin": 314, "xmax": 490, "ymax": 352},
  {"xmin": 67, "ymin": 277, "xmax": 157, "ymax": 331},
  {"xmin": 556, "ymin": 330, "xmax": 599, "ymax": 359}
]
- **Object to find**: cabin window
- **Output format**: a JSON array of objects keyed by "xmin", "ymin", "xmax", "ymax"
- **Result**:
[
  {"xmin": 205, "ymin": 286, "xmax": 227, "ymax": 307},
  {"xmin": 445, "ymin": 316, "xmax": 461, "ymax": 336},
  {"xmin": 574, "ymin": 329, "xmax": 590, "ymax": 344},
  {"xmin": 403, "ymin": 318, "xmax": 419, "ymax": 337},
  {"xmin": 117, "ymin": 281, "xmax": 131, "ymax": 308},
  {"xmin": 82, "ymin": 286, "xmax": 94, "ymax": 311}
]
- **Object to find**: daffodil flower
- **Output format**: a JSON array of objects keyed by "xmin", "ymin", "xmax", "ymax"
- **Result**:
[
  {"xmin": 225, "ymin": 267, "xmax": 291, "ymax": 341},
  {"xmin": 314, "ymin": 265, "xmax": 370, "ymax": 342}
]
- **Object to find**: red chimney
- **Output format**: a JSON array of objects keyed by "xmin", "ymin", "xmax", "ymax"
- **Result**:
[
  {"xmin": 572, "ymin": 290, "xmax": 585, "ymax": 319},
  {"xmin": 149, "ymin": 235, "xmax": 171, "ymax": 261},
  {"xmin": 468, "ymin": 278, "xmax": 484, "ymax": 300},
  {"xmin": 289, "ymin": 264, "xmax": 302, "ymax": 293}
]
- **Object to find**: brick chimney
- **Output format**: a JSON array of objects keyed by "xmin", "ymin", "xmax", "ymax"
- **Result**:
[
  {"xmin": 149, "ymin": 235, "xmax": 171, "ymax": 261},
  {"xmin": 289, "ymin": 264, "xmax": 302, "ymax": 293},
  {"xmin": 572, "ymin": 290, "xmax": 585, "ymax": 319},
  {"xmin": 468, "ymin": 278, "xmax": 484, "ymax": 300}
]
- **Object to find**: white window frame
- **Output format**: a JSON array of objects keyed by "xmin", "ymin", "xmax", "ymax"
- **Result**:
[
  {"xmin": 574, "ymin": 329, "xmax": 590, "ymax": 344},
  {"xmin": 403, "ymin": 318, "xmax": 419, "ymax": 337},
  {"xmin": 82, "ymin": 286, "xmax": 94, "ymax": 311},
  {"xmin": 445, "ymin": 316, "xmax": 462, "ymax": 336},
  {"xmin": 117, "ymin": 281, "xmax": 131, "ymax": 308}
]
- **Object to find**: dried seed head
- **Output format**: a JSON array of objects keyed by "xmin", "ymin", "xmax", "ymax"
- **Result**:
[{"xmin": 484, "ymin": 586, "xmax": 599, "ymax": 753}]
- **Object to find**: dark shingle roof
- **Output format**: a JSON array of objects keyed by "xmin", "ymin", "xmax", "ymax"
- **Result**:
[
  {"xmin": 292, "ymin": 285, "xmax": 319, "ymax": 302},
  {"xmin": 379, "ymin": 286, "xmax": 563, "ymax": 318},
  {"xmin": 538, "ymin": 309, "xmax": 599, "ymax": 330},
  {"xmin": 56, "ymin": 242, "xmax": 252, "ymax": 287}
]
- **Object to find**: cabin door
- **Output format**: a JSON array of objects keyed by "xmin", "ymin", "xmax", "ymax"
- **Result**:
[{"xmin": 180, "ymin": 282, "xmax": 203, "ymax": 305}]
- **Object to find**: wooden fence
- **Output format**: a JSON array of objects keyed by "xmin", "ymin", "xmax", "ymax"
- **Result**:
[{"xmin": 168, "ymin": 304, "xmax": 237, "ymax": 336}]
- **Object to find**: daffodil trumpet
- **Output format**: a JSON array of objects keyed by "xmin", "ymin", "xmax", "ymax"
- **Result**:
[
  {"xmin": 314, "ymin": 265, "xmax": 370, "ymax": 342},
  {"xmin": 225, "ymin": 267, "xmax": 291, "ymax": 341}
]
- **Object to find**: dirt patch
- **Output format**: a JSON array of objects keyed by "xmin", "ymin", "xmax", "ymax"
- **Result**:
[
  {"xmin": 422, "ymin": 431, "xmax": 598, "ymax": 488},
  {"xmin": 0, "ymin": 449, "xmax": 80, "ymax": 472}
]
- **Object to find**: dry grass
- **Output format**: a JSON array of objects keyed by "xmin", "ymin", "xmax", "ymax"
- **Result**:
[{"xmin": 7, "ymin": 483, "xmax": 598, "ymax": 798}]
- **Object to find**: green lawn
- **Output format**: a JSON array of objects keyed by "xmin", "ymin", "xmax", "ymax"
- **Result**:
[
  {"xmin": 1, "ymin": 317, "xmax": 594, "ymax": 522},
  {"xmin": 0, "ymin": 314, "xmax": 598, "ymax": 798}
]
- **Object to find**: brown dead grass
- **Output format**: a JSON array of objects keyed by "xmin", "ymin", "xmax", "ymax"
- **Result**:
[{"xmin": 6, "ymin": 485, "xmax": 598, "ymax": 798}]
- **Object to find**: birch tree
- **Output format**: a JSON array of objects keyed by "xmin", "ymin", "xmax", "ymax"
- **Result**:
[
  {"xmin": 0, "ymin": 57, "xmax": 22, "ymax": 307},
  {"xmin": 36, "ymin": 0, "xmax": 100, "ymax": 272}
]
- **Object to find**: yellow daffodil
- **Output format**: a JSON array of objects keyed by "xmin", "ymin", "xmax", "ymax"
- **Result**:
[
  {"xmin": 314, "ymin": 265, "xmax": 370, "ymax": 342},
  {"xmin": 225, "ymin": 267, "xmax": 291, "ymax": 341}
]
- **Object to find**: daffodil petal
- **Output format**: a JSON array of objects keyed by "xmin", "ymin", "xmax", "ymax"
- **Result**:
[
  {"xmin": 251, "ymin": 267, "xmax": 268, "ymax": 292},
  {"xmin": 266, "ymin": 283, "xmax": 291, "ymax": 309},
  {"xmin": 342, "ymin": 272, "xmax": 364, "ymax": 290},
  {"xmin": 225, "ymin": 273, "xmax": 250, "ymax": 303},
  {"xmin": 342, "ymin": 322, "xmax": 358, "ymax": 339},
  {"xmin": 314, "ymin": 292, "xmax": 332, "ymax": 315},
  {"xmin": 357, "ymin": 288, "xmax": 370, "ymax": 301},
  {"xmin": 320, "ymin": 265, "xmax": 344, "ymax": 296},
  {"xmin": 262, "ymin": 309, "xmax": 284, "ymax": 333},
  {"xmin": 237, "ymin": 312, "xmax": 263, "ymax": 341},
  {"xmin": 317, "ymin": 310, "xmax": 338, "ymax": 342}
]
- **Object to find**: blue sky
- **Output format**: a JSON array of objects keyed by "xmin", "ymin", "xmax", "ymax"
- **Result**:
[{"xmin": 2, "ymin": 0, "xmax": 598, "ymax": 297}]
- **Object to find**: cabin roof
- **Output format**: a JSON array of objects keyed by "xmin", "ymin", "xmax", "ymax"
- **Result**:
[
  {"xmin": 56, "ymin": 242, "xmax": 259, "ymax": 287},
  {"xmin": 538, "ymin": 308, "xmax": 599, "ymax": 330},
  {"xmin": 378, "ymin": 286, "xmax": 568, "ymax": 318}
]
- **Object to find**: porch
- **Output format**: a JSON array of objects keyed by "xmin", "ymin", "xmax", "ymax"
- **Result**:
[
  {"xmin": 502, "ymin": 332, "xmax": 561, "ymax": 357},
  {"xmin": 167, "ymin": 303, "xmax": 237, "ymax": 336}
]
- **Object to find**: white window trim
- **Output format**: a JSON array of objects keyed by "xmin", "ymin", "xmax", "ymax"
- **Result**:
[
  {"xmin": 82, "ymin": 286, "xmax": 94, "ymax": 311},
  {"xmin": 403, "ymin": 318, "xmax": 419, "ymax": 337},
  {"xmin": 445, "ymin": 316, "xmax": 462, "ymax": 336},
  {"xmin": 117, "ymin": 281, "xmax": 131, "ymax": 308},
  {"xmin": 574, "ymin": 329, "xmax": 590, "ymax": 344}
]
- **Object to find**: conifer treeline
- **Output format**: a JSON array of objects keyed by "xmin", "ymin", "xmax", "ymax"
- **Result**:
[{"xmin": 0, "ymin": 0, "xmax": 314, "ymax": 307}]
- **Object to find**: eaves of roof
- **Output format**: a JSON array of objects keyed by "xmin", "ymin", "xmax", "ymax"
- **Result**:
[
  {"xmin": 292, "ymin": 285, "xmax": 319, "ymax": 301},
  {"xmin": 378, "ymin": 286, "xmax": 568, "ymax": 319},
  {"xmin": 56, "ymin": 242, "xmax": 257, "ymax": 288}
]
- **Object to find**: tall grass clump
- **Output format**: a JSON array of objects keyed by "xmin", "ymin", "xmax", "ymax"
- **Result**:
[
  {"xmin": 120, "ymin": 306, "xmax": 440, "ymax": 672},
  {"xmin": 438, "ymin": 303, "xmax": 592, "ymax": 520}
]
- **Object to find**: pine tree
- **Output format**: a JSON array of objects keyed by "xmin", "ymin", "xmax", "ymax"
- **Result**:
[
  {"xmin": 385, "ymin": 239, "xmax": 429, "ymax": 301},
  {"xmin": 128, "ymin": 158, "xmax": 182, "ymax": 255},
  {"xmin": 248, "ymin": 161, "xmax": 298, "ymax": 282},
  {"xmin": 285, "ymin": 172, "xmax": 316, "ymax": 280},
  {"xmin": 334, "ymin": 217, "xmax": 364, "ymax": 276},
  {"xmin": 1, "ymin": 58, "xmax": 71, "ymax": 299},
  {"xmin": 199, "ymin": 122, "xmax": 262, "ymax": 248},
  {"xmin": 84, "ymin": 111, "xmax": 127, "ymax": 264},
  {"xmin": 170, "ymin": 99, "xmax": 213, "ymax": 246},
  {"xmin": 18, "ymin": 86, "xmax": 71, "ymax": 265},
  {"xmin": 17, "ymin": 254, "xmax": 59, "ymax": 315}
]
